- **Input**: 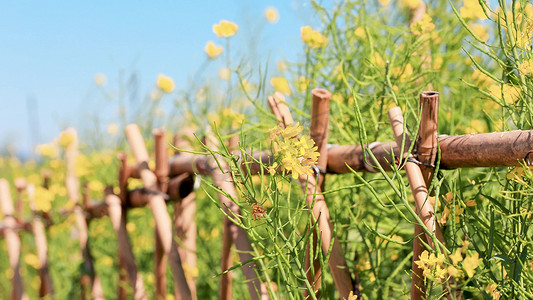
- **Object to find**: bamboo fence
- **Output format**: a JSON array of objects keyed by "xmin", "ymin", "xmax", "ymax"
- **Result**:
[{"xmin": 1, "ymin": 88, "xmax": 533, "ymax": 300}]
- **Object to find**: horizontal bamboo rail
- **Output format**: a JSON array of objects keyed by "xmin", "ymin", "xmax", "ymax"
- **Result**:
[{"xmin": 167, "ymin": 129, "xmax": 533, "ymax": 178}]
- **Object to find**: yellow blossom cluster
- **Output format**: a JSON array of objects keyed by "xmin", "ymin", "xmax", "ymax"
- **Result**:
[
  {"xmin": 470, "ymin": 23, "xmax": 489, "ymax": 42},
  {"xmin": 36, "ymin": 143, "xmax": 58, "ymax": 158},
  {"xmin": 268, "ymin": 123, "xmax": 319, "ymax": 179},
  {"xmin": 400, "ymin": 0, "xmax": 422, "ymax": 10},
  {"xmin": 264, "ymin": 7, "xmax": 279, "ymax": 24},
  {"xmin": 213, "ymin": 20, "xmax": 238, "ymax": 38},
  {"xmin": 204, "ymin": 41, "xmax": 223, "ymax": 59},
  {"xmin": 414, "ymin": 250, "xmax": 448, "ymax": 281},
  {"xmin": 270, "ymin": 76, "xmax": 291, "ymax": 95},
  {"xmin": 58, "ymin": 130, "xmax": 75, "ymax": 148},
  {"xmin": 156, "ymin": 74, "xmax": 175, "ymax": 93},
  {"xmin": 519, "ymin": 59, "xmax": 533, "ymax": 75},
  {"xmin": 33, "ymin": 186, "xmax": 55, "ymax": 212},
  {"xmin": 488, "ymin": 84, "xmax": 521, "ymax": 103},
  {"xmin": 410, "ymin": 13, "xmax": 435, "ymax": 36},
  {"xmin": 300, "ymin": 26, "xmax": 328, "ymax": 48},
  {"xmin": 460, "ymin": 0, "xmax": 487, "ymax": 20}
]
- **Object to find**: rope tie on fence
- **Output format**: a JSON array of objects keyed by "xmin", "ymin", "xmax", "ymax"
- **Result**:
[
  {"xmin": 406, "ymin": 157, "xmax": 436, "ymax": 169},
  {"xmin": 524, "ymin": 150, "xmax": 533, "ymax": 166}
]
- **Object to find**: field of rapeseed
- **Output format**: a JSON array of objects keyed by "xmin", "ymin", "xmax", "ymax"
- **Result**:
[{"xmin": 1, "ymin": 0, "xmax": 533, "ymax": 299}]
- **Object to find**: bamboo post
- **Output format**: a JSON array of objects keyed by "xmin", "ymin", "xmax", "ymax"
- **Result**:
[
  {"xmin": 410, "ymin": 92, "xmax": 439, "ymax": 299},
  {"xmin": 388, "ymin": 108, "xmax": 448, "ymax": 299},
  {"xmin": 0, "ymin": 179, "xmax": 27, "ymax": 300},
  {"xmin": 64, "ymin": 127, "xmax": 105, "ymax": 300},
  {"xmin": 388, "ymin": 108, "xmax": 444, "ymax": 247},
  {"xmin": 268, "ymin": 90, "xmax": 358, "ymax": 299},
  {"xmin": 105, "ymin": 188, "xmax": 147, "ymax": 300},
  {"xmin": 153, "ymin": 129, "xmax": 169, "ymax": 299},
  {"xmin": 125, "ymin": 124, "xmax": 192, "ymax": 300},
  {"xmin": 172, "ymin": 132, "xmax": 198, "ymax": 299},
  {"xmin": 204, "ymin": 134, "xmax": 267, "ymax": 300},
  {"xmin": 26, "ymin": 184, "xmax": 55, "ymax": 298}
]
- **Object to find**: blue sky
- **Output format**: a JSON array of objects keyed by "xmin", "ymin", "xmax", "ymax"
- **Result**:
[{"xmin": 0, "ymin": 1, "xmax": 318, "ymax": 157}]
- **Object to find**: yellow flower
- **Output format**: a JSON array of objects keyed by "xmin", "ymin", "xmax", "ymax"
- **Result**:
[
  {"xmin": 371, "ymin": 52, "xmax": 386, "ymax": 67},
  {"xmin": 519, "ymin": 59, "xmax": 533, "ymax": 75},
  {"xmin": 354, "ymin": 26, "xmax": 366, "ymax": 39},
  {"xmin": 400, "ymin": 0, "xmax": 421, "ymax": 10},
  {"xmin": 156, "ymin": 74, "xmax": 175, "ymax": 93},
  {"xmin": 414, "ymin": 250, "xmax": 448, "ymax": 281},
  {"xmin": 94, "ymin": 73, "xmax": 107, "ymax": 86},
  {"xmin": 460, "ymin": 0, "xmax": 487, "ymax": 20},
  {"xmin": 270, "ymin": 76, "xmax": 291, "ymax": 95},
  {"xmin": 463, "ymin": 252, "xmax": 481, "ymax": 277},
  {"xmin": 486, "ymin": 284, "xmax": 501, "ymax": 300},
  {"xmin": 36, "ymin": 143, "xmax": 58, "ymax": 158},
  {"xmin": 24, "ymin": 253, "xmax": 41, "ymax": 269},
  {"xmin": 470, "ymin": 23, "xmax": 489, "ymax": 42},
  {"xmin": 450, "ymin": 249, "xmax": 463, "ymax": 265},
  {"xmin": 218, "ymin": 67, "xmax": 230, "ymax": 80},
  {"xmin": 410, "ymin": 13, "xmax": 435, "ymax": 36},
  {"xmin": 301, "ymin": 26, "xmax": 328, "ymax": 48},
  {"xmin": 58, "ymin": 130, "xmax": 75, "ymax": 148},
  {"xmin": 488, "ymin": 84, "xmax": 521, "ymax": 102},
  {"xmin": 204, "ymin": 41, "xmax": 223, "ymax": 59},
  {"xmin": 268, "ymin": 123, "xmax": 319, "ymax": 179},
  {"xmin": 379, "ymin": 0, "xmax": 390, "ymax": 7},
  {"xmin": 264, "ymin": 7, "xmax": 279, "ymax": 24},
  {"xmin": 213, "ymin": 20, "xmax": 238, "ymax": 38},
  {"xmin": 106, "ymin": 123, "xmax": 119, "ymax": 136},
  {"xmin": 33, "ymin": 186, "xmax": 54, "ymax": 212}
]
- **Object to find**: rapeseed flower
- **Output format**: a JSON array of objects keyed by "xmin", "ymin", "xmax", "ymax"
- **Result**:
[
  {"xmin": 204, "ymin": 41, "xmax": 223, "ymax": 59},
  {"xmin": 218, "ymin": 67, "xmax": 230, "ymax": 80},
  {"xmin": 106, "ymin": 123, "xmax": 119, "ymax": 136},
  {"xmin": 268, "ymin": 123, "xmax": 319, "ymax": 179},
  {"xmin": 460, "ymin": 0, "xmax": 487, "ymax": 20},
  {"xmin": 400, "ymin": 0, "xmax": 422, "ymax": 10},
  {"xmin": 379, "ymin": 0, "xmax": 390, "ymax": 7},
  {"xmin": 470, "ymin": 23, "xmax": 489, "ymax": 42},
  {"xmin": 414, "ymin": 250, "xmax": 447, "ymax": 281},
  {"xmin": 213, "ymin": 20, "xmax": 238, "ymax": 38},
  {"xmin": 519, "ymin": 59, "xmax": 533, "ymax": 75},
  {"xmin": 36, "ymin": 143, "xmax": 58, "ymax": 158},
  {"xmin": 270, "ymin": 76, "xmax": 291, "ymax": 95},
  {"xmin": 94, "ymin": 73, "xmax": 107, "ymax": 86},
  {"xmin": 156, "ymin": 74, "xmax": 175, "ymax": 93},
  {"xmin": 301, "ymin": 26, "xmax": 328, "ymax": 48},
  {"xmin": 354, "ymin": 26, "xmax": 366, "ymax": 39},
  {"xmin": 410, "ymin": 13, "xmax": 435, "ymax": 36},
  {"xmin": 58, "ymin": 130, "xmax": 75, "ymax": 148},
  {"xmin": 463, "ymin": 252, "xmax": 481, "ymax": 277},
  {"xmin": 264, "ymin": 7, "xmax": 279, "ymax": 24}
]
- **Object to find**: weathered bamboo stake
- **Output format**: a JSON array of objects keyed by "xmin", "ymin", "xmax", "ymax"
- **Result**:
[
  {"xmin": 268, "ymin": 90, "xmax": 358, "ymax": 299},
  {"xmin": 26, "ymin": 184, "xmax": 55, "ymax": 298},
  {"xmin": 0, "ymin": 179, "xmax": 27, "ymax": 300},
  {"xmin": 64, "ymin": 127, "xmax": 105, "ymax": 300},
  {"xmin": 388, "ymin": 108, "xmax": 445, "ymax": 248},
  {"xmin": 410, "ymin": 92, "xmax": 438, "ymax": 300},
  {"xmin": 125, "ymin": 124, "xmax": 192, "ymax": 300},
  {"xmin": 220, "ymin": 216, "xmax": 234, "ymax": 300},
  {"xmin": 105, "ymin": 188, "xmax": 147, "ymax": 300},
  {"xmin": 389, "ymin": 107, "xmax": 450, "ymax": 300},
  {"xmin": 153, "ymin": 129, "xmax": 169, "ymax": 300},
  {"xmin": 171, "ymin": 131, "xmax": 198, "ymax": 300},
  {"xmin": 308, "ymin": 89, "xmax": 358, "ymax": 299},
  {"xmin": 204, "ymin": 134, "xmax": 267, "ymax": 300}
]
